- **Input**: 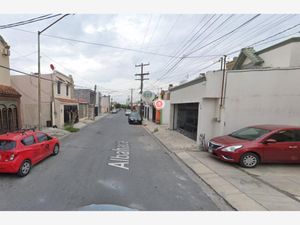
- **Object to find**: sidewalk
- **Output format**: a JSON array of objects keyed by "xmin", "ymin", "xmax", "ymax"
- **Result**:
[
  {"xmin": 42, "ymin": 113, "xmax": 108, "ymax": 140},
  {"xmin": 143, "ymin": 120, "xmax": 300, "ymax": 211}
]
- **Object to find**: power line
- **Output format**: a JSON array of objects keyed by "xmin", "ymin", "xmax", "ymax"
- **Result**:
[
  {"xmin": 0, "ymin": 14, "xmax": 62, "ymax": 29},
  {"xmin": 0, "ymin": 64, "xmax": 68, "ymax": 85},
  {"xmin": 187, "ymin": 14, "xmax": 261, "ymax": 56},
  {"xmin": 149, "ymin": 14, "xmax": 261, "ymax": 86},
  {"xmin": 9, "ymin": 26, "xmax": 225, "ymax": 60}
]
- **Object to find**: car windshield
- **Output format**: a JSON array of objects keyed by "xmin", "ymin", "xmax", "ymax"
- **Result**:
[
  {"xmin": 0, "ymin": 140, "xmax": 16, "ymax": 151},
  {"xmin": 130, "ymin": 112, "xmax": 141, "ymax": 118},
  {"xmin": 229, "ymin": 127, "xmax": 270, "ymax": 140}
]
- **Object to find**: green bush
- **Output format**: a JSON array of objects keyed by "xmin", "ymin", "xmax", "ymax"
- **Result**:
[{"xmin": 64, "ymin": 125, "xmax": 80, "ymax": 132}]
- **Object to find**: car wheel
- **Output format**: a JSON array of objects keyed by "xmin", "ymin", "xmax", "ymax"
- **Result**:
[
  {"xmin": 17, "ymin": 160, "xmax": 32, "ymax": 177},
  {"xmin": 52, "ymin": 144, "xmax": 59, "ymax": 156},
  {"xmin": 240, "ymin": 152, "xmax": 259, "ymax": 168}
]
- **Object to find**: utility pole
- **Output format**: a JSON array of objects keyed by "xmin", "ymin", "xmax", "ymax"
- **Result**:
[
  {"xmin": 93, "ymin": 84, "xmax": 97, "ymax": 120},
  {"xmin": 135, "ymin": 63, "xmax": 150, "ymax": 120},
  {"xmin": 220, "ymin": 55, "xmax": 227, "ymax": 107},
  {"xmin": 130, "ymin": 88, "xmax": 134, "ymax": 110},
  {"xmin": 38, "ymin": 14, "xmax": 70, "ymax": 130}
]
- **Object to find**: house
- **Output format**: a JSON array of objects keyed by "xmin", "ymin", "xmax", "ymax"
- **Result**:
[
  {"xmin": 223, "ymin": 37, "xmax": 300, "ymax": 134},
  {"xmin": 11, "ymin": 70, "xmax": 78, "ymax": 129},
  {"xmin": 74, "ymin": 88, "xmax": 96, "ymax": 120},
  {"xmin": 143, "ymin": 87, "xmax": 171, "ymax": 125},
  {"xmin": 169, "ymin": 37, "xmax": 300, "ymax": 149},
  {"xmin": 77, "ymin": 98, "xmax": 89, "ymax": 120},
  {"xmin": 0, "ymin": 35, "xmax": 22, "ymax": 133},
  {"xmin": 169, "ymin": 71, "xmax": 223, "ymax": 147},
  {"xmin": 95, "ymin": 91, "xmax": 101, "ymax": 116},
  {"xmin": 100, "ymin": 95, "xmax": 110, "ymax": 113}
]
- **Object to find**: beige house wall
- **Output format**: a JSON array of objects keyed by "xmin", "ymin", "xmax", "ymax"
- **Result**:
[
  {"xmin": 11, "ymin": 71, "xmax": 76, "ymax": 128},
  {"xmin": 0, "ymin": 41, "xmax": 11, "ymax": 86},
  {"xmin": 11, "ymin": 75, "xmax": 52, "ymax": 128}
]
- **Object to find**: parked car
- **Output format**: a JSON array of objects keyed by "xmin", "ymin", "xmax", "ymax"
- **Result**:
[
  {"xmin": 128, "ymin": 112, "xmax": 142, "ymax": 125},
  {"xmin": 125, "ymin": 109, "xmax": 131, "ymax": 116},
  {"xmin": 111, "ymin": 109, "xmax": 117, "ymax": 114},
  {"xmin": 208, "ymin": 125, "xmax": 300, "ymax": 168},
  {"xmin": 0, "ymin": 129, "xmax": 60, "ymax": 177}
]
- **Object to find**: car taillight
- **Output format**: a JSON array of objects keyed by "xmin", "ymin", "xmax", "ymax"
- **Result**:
[
  {"xmin": 3, "ymin": 153, "xmax": 15, "ymax": 162},
  {"xmin": 9, "ymin": 154, "xmax": 15, "ymax": 161}
]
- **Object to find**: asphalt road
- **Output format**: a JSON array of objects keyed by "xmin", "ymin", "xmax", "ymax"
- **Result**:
[{"xmin": 0, "ymin": 112, "xmax": 231, "ymax": 211}]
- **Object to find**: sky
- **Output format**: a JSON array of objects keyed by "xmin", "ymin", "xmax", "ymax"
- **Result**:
[{"xmin": 0, "ymin": 13, "xmax": 300, "ymax": 103}]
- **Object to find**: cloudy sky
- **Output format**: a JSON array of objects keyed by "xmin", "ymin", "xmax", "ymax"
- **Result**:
[{"xmin": 1, "ymin": 14, "xmax": 300, "ymax": 103}]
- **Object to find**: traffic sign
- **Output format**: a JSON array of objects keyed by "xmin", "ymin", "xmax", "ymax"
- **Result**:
[
  {"xmin": 142, "ymin": 91, "xmax": 155, "ymax": 104},
  {"xmin": 153, "ymin": 99, "xmax": 165, "ymax": 110}
]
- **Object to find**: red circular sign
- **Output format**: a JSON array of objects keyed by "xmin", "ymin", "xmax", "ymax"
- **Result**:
[{"xmin": 153, "ymin": 99, "xmax": 165, "ymax": 110}]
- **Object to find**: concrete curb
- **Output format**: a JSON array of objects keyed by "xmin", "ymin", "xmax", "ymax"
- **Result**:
[{"xmin": 142, "ymin": 124, "xmax": 267, "ymax": 211}]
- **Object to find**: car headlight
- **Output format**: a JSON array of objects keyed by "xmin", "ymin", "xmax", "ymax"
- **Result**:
[{"xmin": 221, "ymin": 145, "xmax": 243, "ymax": 152}]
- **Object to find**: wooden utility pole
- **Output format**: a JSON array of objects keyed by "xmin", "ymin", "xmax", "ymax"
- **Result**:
[
  {"xmin": 130, "ymin": 88, "xmax": 134, "ymax": 110},
  {"xmin": 135, "ymin": 63, "xmax": 150, "ymax": 120}
]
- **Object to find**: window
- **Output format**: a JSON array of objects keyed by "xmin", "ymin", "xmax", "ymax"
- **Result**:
[
  {"xmin": 294, "ymin": 130, "xmax": 300, "ymax": 142},
  {"xmin": 36, "ymin": 133, "xmax": 48, "ymax": 143},
  {"xmin": 0, "ymin": 140, "xmax": 16, "ymax": 151},
  {"xmin": 57, "ymin": 81, "xmax": 61, "ymax": 94},
  {"xmin": 66, "ymin": 85, "xmax": 69, "ymax": 96},
  {"xmin": 21, "ymin": 136, "xmax": 35, "ymax": 146},
  {"xmin": 229, "ymin": 127, "xmax": 270, "ymax": 141},
  {"xmin": 269, "ymin": 130, "xmax": 295, "ymax": 142}
]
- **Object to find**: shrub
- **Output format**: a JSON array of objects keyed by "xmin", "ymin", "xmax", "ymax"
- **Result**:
[{"xmin": 64, "ymin": 125, "xmax": 80, "ymax": 132}]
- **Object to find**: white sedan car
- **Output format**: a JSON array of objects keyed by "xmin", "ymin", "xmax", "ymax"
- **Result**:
[{"xmin": 125, "ymin": 109, "xmax": 131, "ymax": 116}]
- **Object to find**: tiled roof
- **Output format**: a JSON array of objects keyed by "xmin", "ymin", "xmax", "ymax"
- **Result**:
[
  {"xmin": 55, "ymin": 97, "xmax": 79, "ymax": 104},
  {"xmin": 0, "ymin": 84, "xmax": 21, "ymax": 97}
]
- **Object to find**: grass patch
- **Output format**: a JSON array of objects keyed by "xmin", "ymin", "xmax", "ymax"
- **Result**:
[{"xmin": 64, "ymin": 125, "xmax": 80, "ymax": 132}]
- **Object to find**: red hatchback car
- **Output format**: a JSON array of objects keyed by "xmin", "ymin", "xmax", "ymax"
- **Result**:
[
  {"xmin": 0, "ymin": 129, "xmax": 59, "ymax": 177},
  {"xmin": 208, "ymin": 125, "xmax": 300, "ymax": 168}
]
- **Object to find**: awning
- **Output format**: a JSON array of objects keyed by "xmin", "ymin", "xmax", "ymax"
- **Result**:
[
  {"xmin": 55, "ymin": 97, "xmax": 79, "ymax": 104},
  {"xmin": 0, "ymin": 84, "xmax": 21, "ymax": 97}
]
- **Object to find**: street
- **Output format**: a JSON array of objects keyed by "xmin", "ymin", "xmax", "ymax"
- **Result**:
[{"xmin": 0, "ymin": 112, "xmax": 228, "ymax": 211}]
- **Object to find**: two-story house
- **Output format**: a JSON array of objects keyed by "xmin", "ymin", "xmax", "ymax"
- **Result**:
[
  {"xmin": 11, "ymin": 70, "xmax": 79, "ymax": 129},
  {"xmin": 74, "ymin": 88, "xmax": 96, "ymax": 120},
  {"xmin": 0, "ymin": 35, "xmax": 22, "ymax": 133}
]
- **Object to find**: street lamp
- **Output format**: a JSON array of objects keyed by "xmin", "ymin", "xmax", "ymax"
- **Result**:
[{"xmin": 37, "ymin": 14, "xmax": 70, "ymax": 130}]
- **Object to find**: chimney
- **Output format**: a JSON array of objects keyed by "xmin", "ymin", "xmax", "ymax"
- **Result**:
[{"xmin": 168, "ymin": 84, "xmax": 173, "ymax": 90}]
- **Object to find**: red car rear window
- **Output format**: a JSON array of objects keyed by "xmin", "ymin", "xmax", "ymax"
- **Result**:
[{"xmin": 0, "ymin": 140, "xmax": 16, "ymax": 151}]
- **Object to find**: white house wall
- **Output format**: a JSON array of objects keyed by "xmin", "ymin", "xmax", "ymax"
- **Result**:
[
  {"xmin": 169, "ymin": 71, "xmax": 223, "ymax": 146},
  {"xmin": 161, "ymin": 100, "xmax": 170, "ymax": 125},
  {"xmin": 223, "ymin": 68, "xmax": 300, "ymax": 134},
  {"xmin": 170, "ymin": 82, "xmax": 206, "ymax": 104},
  {"xmin": 258, "ymin": 43, "xmax": 293, "ymax": 68},
  {"xmin": 290, "ymin": 42, "xmax": 300, "ymax": 67}
]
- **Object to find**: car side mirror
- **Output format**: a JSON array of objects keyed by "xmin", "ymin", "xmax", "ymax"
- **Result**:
[{"xmin": 263, "ymin": 139, "xmax": 277, "ymax": 144}]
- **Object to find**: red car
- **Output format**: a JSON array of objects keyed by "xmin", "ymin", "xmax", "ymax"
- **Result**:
[
  {"xmin": 208, "ymin": 125, "xmax": 300, "ymax": 168},
  {"xmin": 0, "ymin": 129, "xmax": 60, "ymax": 177}
]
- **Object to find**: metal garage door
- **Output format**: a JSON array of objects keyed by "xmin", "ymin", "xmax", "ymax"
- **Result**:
[{"xmin": 176, "ymin": 103, "xmax": 198, "ymax": 141}]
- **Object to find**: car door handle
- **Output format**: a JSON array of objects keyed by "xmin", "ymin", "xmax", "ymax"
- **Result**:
[{"xmin": 288, "ymin": 146, "xmax": 298, "ymax": 149}]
